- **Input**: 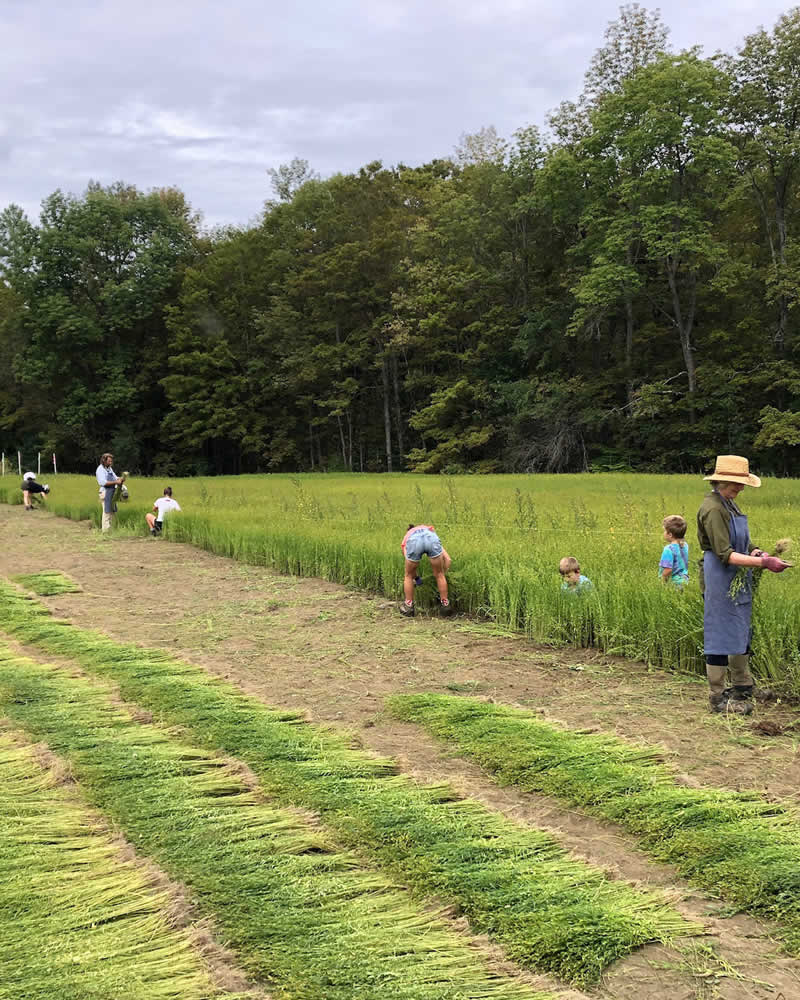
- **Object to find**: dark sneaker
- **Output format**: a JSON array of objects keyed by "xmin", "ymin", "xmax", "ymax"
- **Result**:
[
  {"xmin": 414, "ymin": 576, "xmax": 423, "ymax": 587},
  {"xmin": 439, "ymin": 599, "xmax": 453, "ymax": 618},
  {"xmin": 709, "ymin": 690, "xmax": 753, "ymax": 715},
  {"xmin": 400, "ymin": 602, "xmax": 415, "ymax": 617}
]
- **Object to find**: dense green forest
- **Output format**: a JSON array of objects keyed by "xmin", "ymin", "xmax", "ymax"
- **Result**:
[{"xmin": 3, "ymin": 5, "xmax": 800, "ymax": 476}]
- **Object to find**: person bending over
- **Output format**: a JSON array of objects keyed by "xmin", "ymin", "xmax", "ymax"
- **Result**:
[
  {"xmin": 400, "ymin": 524, "xmax": 452, "ymax": 617},
  {"xmin": 22, "ymin": 472, "xmax": 50, "ymax": 510}
]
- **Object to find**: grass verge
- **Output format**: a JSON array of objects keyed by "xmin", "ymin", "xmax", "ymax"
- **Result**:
[
  {"xmin": 0, "ymin": 729, "xmax": 249, "ymax": 1000},
  {"xmin": 0, "ymin": 647, "xmax": 548, "ymax": 1000},
  {"xmin": 0, "ymin": 580, "xmax": 696, "ymax": 986},
  {"xmin": 13, "ymin": 569, "xmax": 81, "ymax": 595},
  {"xmin": 386, "ymin": 693, "xmax": 800, "ymax": 952}
]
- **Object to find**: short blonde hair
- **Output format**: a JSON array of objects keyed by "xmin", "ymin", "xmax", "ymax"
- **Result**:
[
  {"xmin": 559, "ymin": 556, "xmax": 580, "ymax": 575},
  {"xmin": 662, "ymin": 515, "xmax": 687, "ymax": 539}
]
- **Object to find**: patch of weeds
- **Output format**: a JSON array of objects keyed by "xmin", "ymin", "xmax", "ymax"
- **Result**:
[
  {"xmin": 455, "ymin": 622, "xmax": 518, "ymax": 640},
  {"xmin": 386, "ymin": 693, "xmax": 800, "ymax": 952},
  {"xmin": 0, "ymin": 648, "xmax": 546, "ymax": 1000},
  {"xmin": 0, "ymin": 730, "xmax": 247, "ymax": 1000},
  {"xmin": 175, "ymin": 600, "xmax": 281, "ymax": 648},
  {"xmin": 653, "ymin": 942, "xmax": 773, "ymax": 997},
  {"xmin": 13, "ymin": 571, "xmax": 81, "ymax": 596},
  {"xmin": 445, "ymin": 681, "xmax": 486, "ymax": 694},
  {"xmin": 0, "ymin": 580, "xmax": 697, "ymax": 987}
]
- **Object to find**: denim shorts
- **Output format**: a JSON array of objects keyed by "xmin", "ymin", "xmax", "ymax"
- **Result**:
[{"xmin": 405, "ymin": 528, "xmax": 443, "ymax": 563}]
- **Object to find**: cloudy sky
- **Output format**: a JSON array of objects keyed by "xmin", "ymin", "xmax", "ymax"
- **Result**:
[{"xmin": 1, "ymin": 0, "xmax": 792, "ymax": 227}]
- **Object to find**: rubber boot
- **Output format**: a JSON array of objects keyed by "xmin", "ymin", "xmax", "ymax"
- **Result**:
[
  {"xmin": 709, "ymin": 690, "xmax": 753, "ymax": 715},
  {"xmin": 729, "ymin": 655, "xmax": 757, "ymax": 709},
  {"xmin": 728, "ymin": 654, "xmax": 754, "ymax": 689},
  {"xmin": 707, "ymin": 663, "xmax": 749, "ymax": 714},
  {"xmin": 706, "ymin": 663, "xmax": 727, "ymax": 710}
]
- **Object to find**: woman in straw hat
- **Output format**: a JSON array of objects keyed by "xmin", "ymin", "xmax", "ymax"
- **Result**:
[{"xmin": 697, "ymin": 455, "xmax": 790, "ymax": 715}]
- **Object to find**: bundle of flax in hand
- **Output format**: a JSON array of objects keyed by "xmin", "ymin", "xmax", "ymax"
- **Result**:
[{"xmin": 728, "ymin": 537, "xmax": 793, "ymax": 599}]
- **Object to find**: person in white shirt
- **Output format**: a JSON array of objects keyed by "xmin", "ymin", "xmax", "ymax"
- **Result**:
[
  {"xmin": 146, "ymin": 486, "xmax": 181, "ymax": 535},
  {"xmin": 95, "ymin": 453, "xmax": 124, "ymax": 533}
]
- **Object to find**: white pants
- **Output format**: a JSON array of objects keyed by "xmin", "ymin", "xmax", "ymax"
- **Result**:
[{"xmin": 101, "ymin": 512, "xmax": 113, "ymax": 533}]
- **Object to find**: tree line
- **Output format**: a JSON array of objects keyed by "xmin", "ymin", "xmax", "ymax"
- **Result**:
[{"xmin": 3, "ymin": 5, "xmax": 800, "ymax": 476}]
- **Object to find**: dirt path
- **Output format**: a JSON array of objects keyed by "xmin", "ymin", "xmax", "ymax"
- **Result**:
[{"xmin": 3, "ymin": 507, "xmax": 800, "ymax": 1000}]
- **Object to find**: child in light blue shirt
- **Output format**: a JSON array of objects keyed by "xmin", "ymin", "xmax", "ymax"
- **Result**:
[
  {"xmin": 659, "ymin": 515, "xmax": 689, "ymax": 587},
  {"xmin": 559, "ymin": 556, "xmax": 593, "ymax": 595}
]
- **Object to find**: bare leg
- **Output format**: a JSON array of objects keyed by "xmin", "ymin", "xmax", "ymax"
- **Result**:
[
  {"xmin": 22, "ymin": 490, "xmax": 31, "ymax": 509},
  {"xmin": 429, "ymin": 553, "xmax": 449, "ymax": 603},
  {"xmin": 145, "ymin": 513, "xmax": 156, "ymax": 531},
  {"xmin": 440, "ymin": 548, "xmax": 452, "ymax": 572},
  {"xmin": 404, "ymin": 560, "xmax": 420, "ymax": 604}
]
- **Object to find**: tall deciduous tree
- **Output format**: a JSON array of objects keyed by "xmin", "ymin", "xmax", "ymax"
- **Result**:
[
  {"xmin": 726, "ymin": 9, "xmax": 800, "ymax": 352},
  {"xmin": 587, "ymin": 53, "xmax": 737, "ymax": 425},
  {"xmin": 4, "ymin": 184, "xmax": 198, "ymax": 469}
]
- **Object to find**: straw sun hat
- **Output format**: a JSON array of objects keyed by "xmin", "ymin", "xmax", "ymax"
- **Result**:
[{"xmin": 703, "ymin": 455, "xmax": 761, "ymax": 488}]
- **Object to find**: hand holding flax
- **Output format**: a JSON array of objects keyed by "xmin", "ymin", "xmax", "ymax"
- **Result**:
[
  {"xmin": 727, "ymin": 537, "xmax": 792, "ymax": 598},
  {"xmin": 760, "ymin": 554, "xmax": 791, "ymax": 573},
  {"xmin": 727, "ymin": 551, "xmax": 790, "ymax": 571}
]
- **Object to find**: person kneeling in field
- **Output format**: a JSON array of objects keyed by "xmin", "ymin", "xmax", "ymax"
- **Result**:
[
  {"xmin": 559, "ymin": 556, "xmax": 593, "ymax": 594},
  {"xmin": 21, "ymin": 472, "xmax": 50, "ymax": 510},
  {"xmin": 145, "ymin": 486, "xmax": 181, "ymax": 536},
  {"xmin": 659, "ymin": 515, "xmax": 689, "ymax": 588},
  {"xmin": 400, "ymin": 524, "xmax": 452, "ymax": 617}
]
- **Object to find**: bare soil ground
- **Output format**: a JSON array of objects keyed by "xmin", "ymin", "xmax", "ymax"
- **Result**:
[{"xmin": 3, "ymin": 507, "xmax": 800, "ymax": 1000}]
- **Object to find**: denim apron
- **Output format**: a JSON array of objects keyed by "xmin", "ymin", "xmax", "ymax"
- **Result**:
[
  {"xmin": 102, "ymin": 469, "xmax": 117, "ymax": 514},
  {"xmin": 703, "ymin": 495, "xmax": 752, "ymax": 655}
]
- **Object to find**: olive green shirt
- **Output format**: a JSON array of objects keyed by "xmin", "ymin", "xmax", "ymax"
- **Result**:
[{"xmin": 696, "ymin": 490, "xmax": 758, "ymax": 593}]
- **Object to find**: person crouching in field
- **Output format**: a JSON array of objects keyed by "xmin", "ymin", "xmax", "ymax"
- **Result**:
[
  {"xmin": 145, "ymin": 486, "xmax": 181, "ymax": 536},
  {"xmin": 559, "ymin": 556, "xmax": 593, "ymax": 594},
  {"xmin": 401, "ymin": 524, "xmax": 452, "ymax": 617},
  {"xmin": 21, "ymin": 472, "xmax": 50, "ymax": 510},
  {"xmin": 659, "ymin": 515, "xmax": 689, "ymax": 588}
]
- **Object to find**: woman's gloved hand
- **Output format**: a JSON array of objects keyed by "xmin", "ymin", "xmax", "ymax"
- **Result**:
[{"xmin": 761, "ymin": 554, "xmax": 791, "ymax": 573}]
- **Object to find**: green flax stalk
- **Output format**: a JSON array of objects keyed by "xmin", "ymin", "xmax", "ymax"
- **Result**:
[
  {"xmin": 0, "ymin": 580, "xmax": 696, "ymax": 986},
  {"xmin": 387, "ymin": 692, "xmax": 800, "ymax": 952}
]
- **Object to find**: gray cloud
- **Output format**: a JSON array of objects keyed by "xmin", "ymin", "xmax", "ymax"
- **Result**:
[{"xmin": 0, "ymin": 0, "xmax": 791, "ymax": 226}]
